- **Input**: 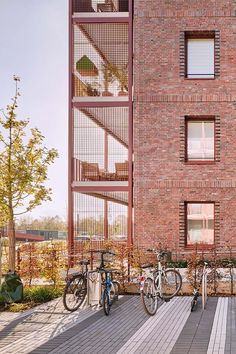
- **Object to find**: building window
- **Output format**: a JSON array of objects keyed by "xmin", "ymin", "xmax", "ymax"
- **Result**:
[
  {"xmin": 186, "ymin": 118, "xmax": 215, "ymax": 161},
  {"xmin": 186, "ymin": 203, "xmax": 214, "ymax": 245},
  {"xmin": 186, "ymin": 32, "xmax": 215, "ymax": 79}
]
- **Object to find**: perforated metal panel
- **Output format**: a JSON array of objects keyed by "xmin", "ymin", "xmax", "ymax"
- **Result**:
[
  {"xmin": 73, "ymin": 107, "xmax": 128, "ymax": 181},
  {"xmin": 72, "ymin": 0, "xmax": 129, "ymax": 13},
  {"xmin": 73, "ymin": 23, "xmax": 129, "ymax": 97},
  {"xmin": 73, "ymin": 192, "xmax": 128, "ymax": 241}
]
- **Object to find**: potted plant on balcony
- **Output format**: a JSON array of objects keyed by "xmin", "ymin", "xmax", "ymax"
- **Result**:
[
  {"xmin": 110, "ymin": 64, "xmax": 128, "ymax": 96},
  {"xmin": 85, "ymin": 82, "xmax": 101, "ymax": 96},
  {"xmin": 76, "ymin": 55, "xmax": 99, "ymax": 77},
  {"xmin": 102, "ymin": 62, "xmax": 114, "ymax": 96},
  {"xmin": 117, "ymin": 66, "xmax": 128, "ymax": 96}
]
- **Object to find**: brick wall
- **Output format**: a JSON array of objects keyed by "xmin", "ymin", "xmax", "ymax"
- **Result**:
[{"xmin": 133, "ymin": 0, "xmax": 236, "ymax": 254}]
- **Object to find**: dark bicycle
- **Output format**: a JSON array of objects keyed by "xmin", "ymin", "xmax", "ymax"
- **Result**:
[
  {"xmin": 63, "ymin": 259, "xmax": 89, "ymax": 312},
  {"xmin": 63, "ymin": 250, "xmax": 119, "ymax": 314},
  {"xmin": 191, "ymin": 261, "xmax": 208, "ymax": 311}
]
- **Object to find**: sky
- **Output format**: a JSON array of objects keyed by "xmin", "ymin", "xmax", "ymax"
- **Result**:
[{"xmin": 0, "ymin": 0, "xmax": 68, "ymax": 220}]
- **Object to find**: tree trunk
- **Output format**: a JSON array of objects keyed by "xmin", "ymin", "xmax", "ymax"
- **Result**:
[{"xmin": 8, "ymin": 219, "xmax": 15, "ymax": 271}]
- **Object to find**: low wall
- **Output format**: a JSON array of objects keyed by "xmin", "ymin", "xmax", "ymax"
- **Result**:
[{"xmin": 124, "ymin": 268, "xmax": 236, "ymax": 295}]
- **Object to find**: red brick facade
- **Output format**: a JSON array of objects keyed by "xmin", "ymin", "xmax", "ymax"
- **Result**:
[{"xmin": 133, "ymin": 0, "xmax": 236, "ymax": 254}]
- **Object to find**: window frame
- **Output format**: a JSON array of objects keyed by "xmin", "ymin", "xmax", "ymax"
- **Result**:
[
  {"xmin": 185, "ymin": 116, "xmax": 216, "ymax": 164},
  {"xmin": 185, "ymin": 201, "xmax": 215, "ymax": 248},
  {"xmin": 185, "ymin": 31, "xmax": 215, "ymax": 80}
]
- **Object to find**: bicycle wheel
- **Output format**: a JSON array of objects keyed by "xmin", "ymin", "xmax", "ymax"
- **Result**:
[
  {"xmin": 161, "ymin": 269, "xmax": 182, "ymax": 300},
  {"xmin": 63, "ymin": 274, "xmax": 87, "ymax": 312},
  {"xmin": 110, "ymin": 281, "xmax": 120, "ymax": 303},
  {"xmin": 103, "ymin": 289, "xmax": 110, "ymax": 316},
  {"xmin": 141, "ymin": 277, "xmax": 158, "ymax": 316}
]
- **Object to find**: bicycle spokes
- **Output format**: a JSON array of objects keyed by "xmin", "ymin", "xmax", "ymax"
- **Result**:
[
  {"xmin": 161, "ymin": 269, "xmax": 182, "ymax": 299},
  {"xmin": 141, "ymin": 278, "xmax": 158, "ymax": 316}
]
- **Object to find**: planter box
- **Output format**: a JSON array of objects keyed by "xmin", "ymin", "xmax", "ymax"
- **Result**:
[{"xmin": 124, "ymin": 268, "xmax": 236, "ymax": 296}]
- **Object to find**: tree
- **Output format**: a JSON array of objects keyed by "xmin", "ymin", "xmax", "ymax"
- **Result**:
[
  {"xmin": 16, "ymin": 215, "xmax": 67, "ymax": 232},
  {"xmin": 0, "ymin": 77, "xmax": 58, "ymax": 271}
]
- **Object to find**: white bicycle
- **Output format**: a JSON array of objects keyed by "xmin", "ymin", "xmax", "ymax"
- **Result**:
[{"xmin": 139, "ymin": 249, "xmax": 182, "ymax": 316}]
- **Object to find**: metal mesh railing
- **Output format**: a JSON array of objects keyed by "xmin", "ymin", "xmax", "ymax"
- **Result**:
[
  {"xmin": 73, "ymin": 107, "xmax": 128, "ymax": 182},
  {"xmin": 73, "ymin": 192, "xmax": 128, "ymax": 242},
  {"xmin": 72, "ymin": 0, "xmax": 129, "ymax": 13},
  {"xmin": 73, "ymin": 23, "xmax": 129, "ymax": 97}
]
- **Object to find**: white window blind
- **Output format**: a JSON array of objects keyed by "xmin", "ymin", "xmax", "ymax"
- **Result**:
[
  {"xmin": 187, "ymin": 121, "xmax": 214, "ymax": 160},
  {"xmin": 187, "ymin": 38, "xmax": 214, "ymax": 78},
  {"xmin": 187, "ymin": 203, "xmax": 214, "ymax": 245}
]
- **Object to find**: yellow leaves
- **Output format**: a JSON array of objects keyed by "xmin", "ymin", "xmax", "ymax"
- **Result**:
[{"xmin": 0, "ymin": 77, "xmax": 58, "ymax": 219}]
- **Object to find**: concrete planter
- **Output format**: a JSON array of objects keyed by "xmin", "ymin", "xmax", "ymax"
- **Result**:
[{"xmin": 124, "ymin": 268, "xmax": 236, "ymax": 295}]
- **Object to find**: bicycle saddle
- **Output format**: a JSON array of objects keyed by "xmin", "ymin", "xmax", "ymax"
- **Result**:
[{"xmin": 80, "ymin": 259, "xmax": 90, "ymax": 266}]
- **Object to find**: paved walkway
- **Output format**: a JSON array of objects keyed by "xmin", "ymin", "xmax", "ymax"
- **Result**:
[{"xmin": 0, "ymin": 296, "xmax": 235, "ymax": 354}]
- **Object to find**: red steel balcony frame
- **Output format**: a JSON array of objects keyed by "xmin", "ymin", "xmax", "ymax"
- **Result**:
[{"xmin": 68, "ymin": 0, "xmax": 133, "ymax": 258}]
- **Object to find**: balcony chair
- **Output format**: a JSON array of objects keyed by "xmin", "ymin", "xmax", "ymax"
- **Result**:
[
  {"xmin": 97, "ymin": 0, "xmax": 117, "ymax": 12},
  {"xmin": 115, "ymin": 161, "xmax": 128, "ymax": 180},
  {"xmin": 81, "ymin": 162, "xmax": 100, "ymax": 181}
]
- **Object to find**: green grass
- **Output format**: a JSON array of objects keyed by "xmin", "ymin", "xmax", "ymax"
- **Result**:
[
  {"xmin": 4, "ymin": 286, "xmax": 63, "ymax": 312},
  {"xmin": 23, "ymin": 286, "xmax": 63, "ymax": 303}
]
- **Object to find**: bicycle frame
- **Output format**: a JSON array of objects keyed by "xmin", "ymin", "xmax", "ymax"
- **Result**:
[
  {"xmin": 139, "ymin": 257, "xmax": 166, "ymax": 298},
  {"xmin": 101, "ymin": 271, "xmax": 112, "ymax": 292},
  {"xmin": 65, "ymin": 261, "xmax": 89, "ymax": 283},
  {"xmin": 153, "ymin": 260, "xmax": 166, "ymax": 295}
]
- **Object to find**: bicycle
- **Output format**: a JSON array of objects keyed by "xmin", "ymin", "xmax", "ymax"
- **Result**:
[
  {"xmin": 63, "ymin": 250, "xmax": 120, "ymax": 314},
  {"xmin": 139, "ymin": 249, "xmax": 182, "ymax": 316},
  {"xmin": 63, "ymin": 259, "xmax": 89, "ymax": 312},
  {"xmin": 96, "ymin": 250, "xmax": 120, "ymax": 316},
  {"xmin": 190, "ymin": 261, "xmax": 208, "ymax": 312}
]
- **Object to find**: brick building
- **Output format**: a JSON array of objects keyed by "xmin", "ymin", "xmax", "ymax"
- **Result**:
[
  {"xmin": 133, "ymin": 0, "xmax": 236, "ymax": 254},
  {"xmin": 69, "ymin": 0, "xmax": 236, "ymax": 256}
]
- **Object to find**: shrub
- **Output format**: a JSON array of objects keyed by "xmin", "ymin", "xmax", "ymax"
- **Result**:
[
  {"xmin": 23, "ymin": 286, "xmax": 63, "ymax": 304},
  {"xmin": 18, "ymin": 243, "xmax": 41, "ymax": 286},
  {"xmin": 166, "ymin": 260, "xmax": 187, "ymax": 268}
]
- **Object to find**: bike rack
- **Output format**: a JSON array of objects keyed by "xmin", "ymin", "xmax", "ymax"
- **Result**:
[
  {"xmin": 202, "ymin": 270, "xmax": 207, "ymax": 310},
  {"xmin": 87, "ymin": 271, "xmax": 101, "ymax": 306}
]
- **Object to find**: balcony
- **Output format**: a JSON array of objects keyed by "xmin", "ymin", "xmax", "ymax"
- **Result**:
[
  {"xmin": 72, "ymin": 0, "xmax": 129, "ymax": 13},
  {"xmin": 73, "ymin": 23, "xmax": 129, "ymax": 100},
  {"xmin": 72, "ymin": 106, "xmax": 129, "ymax": 187}
]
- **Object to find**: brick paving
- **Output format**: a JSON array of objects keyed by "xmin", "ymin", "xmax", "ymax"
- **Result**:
[
  {"xmin": 225, "ymin": 298, "xmax": 236, "ymax": 354},
  {"xmin": 0, "ymin": 296, "xmax": 235, "ymax": 354},
  {"xmin": 172, "ymin": 297, "xmax": 218, "ymax": 354}
]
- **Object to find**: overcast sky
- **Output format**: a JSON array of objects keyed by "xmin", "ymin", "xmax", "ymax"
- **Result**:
[{"xmin": 0, "ymin": 0, "xmax": 68, "ymax": 220}]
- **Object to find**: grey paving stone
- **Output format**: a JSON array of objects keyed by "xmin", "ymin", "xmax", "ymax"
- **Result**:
[
  {"xmin": 171, "ymin": 297, "xmax": 218, "ymax": 354},
  {"xmin": 1, "ymin": 296, "xmax": 235, "ymax": 354},
  {"xmin": 30, "ymin": 296, "xmax": 148, "ymax": 354},
  {"xmin": 225, "ymin": 297, "xmax": 236, "ymax": 354}
]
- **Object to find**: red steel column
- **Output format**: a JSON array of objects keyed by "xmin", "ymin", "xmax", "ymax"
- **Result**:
[
  {"xmin": 128, "ymin": 0, "xmax": 133, "ymax": 247},
  {"xmin": 104, "ymin": 200, "xmax": 109, "ymax": 240},
  {"xmin": 68, "ymin": 0, "xmax": 74, "ymax": 264}
]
